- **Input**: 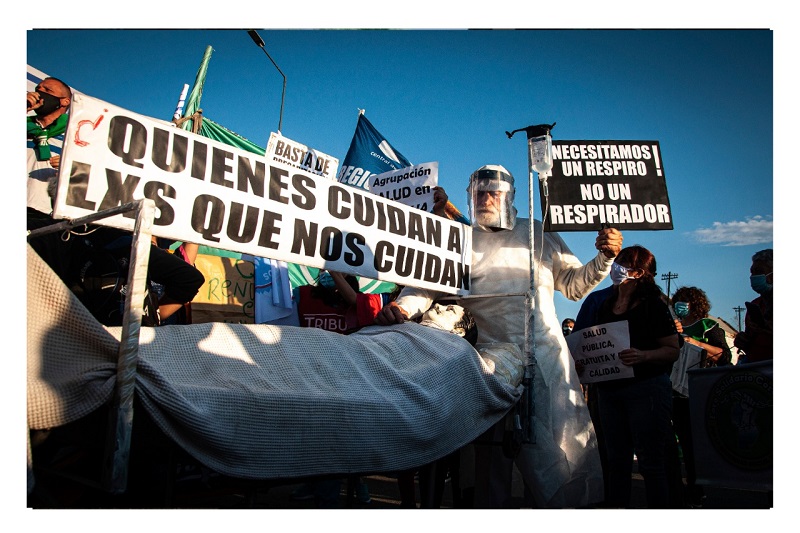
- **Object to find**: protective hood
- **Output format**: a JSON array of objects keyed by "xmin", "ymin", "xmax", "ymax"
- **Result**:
[{"xmin": 467, "ymin": 164, "xmax": 516, "ymax": 231}]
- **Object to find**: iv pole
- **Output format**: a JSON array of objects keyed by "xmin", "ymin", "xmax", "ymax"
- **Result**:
[{"xmin": 506, "ymin": 123, "xmax": 556, "ymax": 445}]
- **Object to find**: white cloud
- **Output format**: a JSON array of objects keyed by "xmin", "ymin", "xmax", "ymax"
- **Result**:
[{"xmin": 689, "ymin": 216, "xmax": 773, "ymax": 246}]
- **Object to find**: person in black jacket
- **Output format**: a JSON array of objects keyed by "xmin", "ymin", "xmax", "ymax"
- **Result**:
[{"xmin": 583, "ymin": 245, "xmax": 680, "ymax": 508}]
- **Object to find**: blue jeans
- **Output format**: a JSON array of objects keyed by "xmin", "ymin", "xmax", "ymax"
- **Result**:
[{"xmin": 597, "ymin": 374, "xmax": 673, "ymax": 508}]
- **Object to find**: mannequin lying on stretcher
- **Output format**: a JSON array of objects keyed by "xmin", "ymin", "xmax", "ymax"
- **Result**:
[
  {"xmin": 417, "ymin": 302, "xmax": 524, "ymax": 388},
  {"xmin": 134, "ymin": 302, "xmax": 525, "ymax": 478},
  {"xmin": 28, "ymin": 239, "xmax": 529, "ymax": 490}
]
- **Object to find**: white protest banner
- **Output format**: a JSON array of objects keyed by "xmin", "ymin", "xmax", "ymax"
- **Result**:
[
  {"xmin": 566, "ymin": 321, "xmax": 635, "ymax": 383},
  {"xmin": 265, "ymin": 131, "xmax": 339, "ymax": 180},
  {"xmin": 544, "ymin": 140, "xmax": 673, "ymax": 232},
  {"xmin": 369, "ymin": 162, "xmax": 438, "ymax": 212},
  {"xmin": 53, "ymin": 93, "xmax": 472, "ymax": 295}
]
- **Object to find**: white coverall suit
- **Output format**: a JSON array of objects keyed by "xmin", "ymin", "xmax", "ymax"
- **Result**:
[{"xmin": 394, "ymin": 217, "xmax": 610, "ymax": 508}]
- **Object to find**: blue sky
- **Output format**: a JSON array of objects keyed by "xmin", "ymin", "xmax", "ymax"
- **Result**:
[
  {"xmin": 11, "ymin": 4, "xmax": 795, "ymax": 523},
  {"xmin": 23, "ymin": 27, "xmax": 776, "ymax": 328}
]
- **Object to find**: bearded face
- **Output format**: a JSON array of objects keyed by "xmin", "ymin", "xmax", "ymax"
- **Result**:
[
  {"xmin": 467, "ymin": 168, "xmax": 516, "ymax": 231},
  {"xmin": 474, "ymin": 190, "xmax": 505, "ymax": 228}
]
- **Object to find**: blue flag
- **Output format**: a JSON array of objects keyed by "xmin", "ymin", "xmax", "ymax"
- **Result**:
[
  {"xmin": 336, "ymin": 112, "xmax": 412, "ymax": 189},
  {"xmin": 336, "ymin": 111, "xmax": 470, "ymax": 225}
]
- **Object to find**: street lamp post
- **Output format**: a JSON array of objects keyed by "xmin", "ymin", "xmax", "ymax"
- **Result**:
[{"xmin": 247, "ymin": 29, "xmax": 286, "ymax": 135}]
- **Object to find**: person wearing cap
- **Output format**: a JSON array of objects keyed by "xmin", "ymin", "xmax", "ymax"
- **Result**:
[{"xmin": 376, "ymin": 164, "xmax": 622, "ymax": 508}]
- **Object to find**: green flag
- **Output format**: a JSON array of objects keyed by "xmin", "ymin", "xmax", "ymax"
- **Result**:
[
  {"xmin": 181, "ymin": 45, "xmax": 213, "ymax": 132},
  {"xmin": 177, "ymin": 46, "xmax": 394, "ymax": 294}
]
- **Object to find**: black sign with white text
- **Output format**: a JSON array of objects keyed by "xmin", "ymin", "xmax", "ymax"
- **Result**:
[{"xmin": 542, "ymin": 140, "xmax": 673, "ymax": 232}]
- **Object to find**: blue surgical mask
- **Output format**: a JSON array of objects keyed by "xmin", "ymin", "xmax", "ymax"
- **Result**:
[
  {"xmin": 318, "ymin": 272, "xmax": 335, "ymax": 288},
  {"xmin": 674, "ymin": 301, "xmax": 690, "ymax": 318},
  {"xmin": 749, "ymin": 273, "xmax": 772, "ymax": 294},
  {"xmin": 610, "ymin": 262, "xmax": 635, "ymax": 286}
]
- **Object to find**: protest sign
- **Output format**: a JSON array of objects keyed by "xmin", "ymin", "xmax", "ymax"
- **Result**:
[
  {"xmin": 52, "ymin": 93, "xmax": 471, "ymax": 294},
  {"xmin": 369, "ymin": 162, "xmax": 438, "ymax": 212},
  {"xmin": 543, "ymin": 140, "xmax": 673, "ymax": 232},
  {"xmin": 265, "ymin": 131, "xmax": 339, "ymax": 180},
  {"xmin": 566, "ymin": 321, "xmax": 635, "ymax": 383},
  {"xmin": 191, "ymin": 254, "xmax": 255, "ymax": 324}
]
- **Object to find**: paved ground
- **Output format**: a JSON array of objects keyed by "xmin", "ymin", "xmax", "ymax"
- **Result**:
[
  {"xmin": 31, "ymin": 460, "xmax": 770, "ymax": 510},
  {"xmin": 231, "ymin": 466, "xmax": 773, "ymax": 510},
  {"xmin": 28, "ymin": 425, "xmax": 772, "ymax": 511}
]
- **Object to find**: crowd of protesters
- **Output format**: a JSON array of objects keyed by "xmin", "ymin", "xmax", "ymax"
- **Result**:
[{"xmin": 26, "ymin": 78, "xmax": 771, "ymax": 509}]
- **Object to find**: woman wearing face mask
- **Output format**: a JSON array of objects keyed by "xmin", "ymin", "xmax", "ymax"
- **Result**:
[
  {"xmin": 586, "ymin": 245, "xmax": 680, "ymax": 508},
  {"xmin": 734, "ymin": 249, "xmax": 773, "ymax": 363},
  {"xmin": 672, "ymin": 287, "xmax": 732, "ymax": 368},
  {"xmin": 670, "ymin": 286, "xmax": 732, "ymax": 507}
]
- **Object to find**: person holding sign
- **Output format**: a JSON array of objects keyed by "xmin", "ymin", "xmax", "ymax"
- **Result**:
[
  {"xmin": 152, "ymin": 239, "xmax": 200, "ymax": 325},
  {"xmin": 27, "ymin": 76, "xmax": 71, "ymax": 218},
  {"xmin": 376, "ymin": 164, "xmax": 623, "ymax": 508},
  {"xmin": 581, "ymin": 245, "xmax": 680, "ymax": 508},
  {"xmin": 670, "ymin": 285, "xmax": 731, "ymax": 508},
  {"xmin": 298, "ymin": 270, "xmax": 393, "ymax": 335},
  {"xmin": 672, "ymin": 286, "xmax": 731, "ymax": 368},
  {"xmin": 26, "ymin": 77, "xmax": 76, "ymax": 280}
]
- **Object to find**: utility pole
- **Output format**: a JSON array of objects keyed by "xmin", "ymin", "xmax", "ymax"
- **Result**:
[
  {"xmin": 733, "ymin": 306, "xmax": 745, "ymax": 332},
  {"xmin": 661, "ymin": 271, "xmax": 679, "ymax": 299}
]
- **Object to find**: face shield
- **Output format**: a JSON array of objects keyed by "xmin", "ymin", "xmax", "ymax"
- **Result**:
[{"xmin": 467, "ymin": 165, "xmax": 516, "ymax": 230}]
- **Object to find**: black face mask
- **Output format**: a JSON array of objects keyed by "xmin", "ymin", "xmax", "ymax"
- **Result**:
[{"xmin": 34, "ymin": 91, "xmax": 63, "ymax": 117}]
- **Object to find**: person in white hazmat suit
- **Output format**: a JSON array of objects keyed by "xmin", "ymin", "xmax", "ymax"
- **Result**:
[{"xmin": 376, "ymin": 164, "xmax": 623, "ymax": 508}]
